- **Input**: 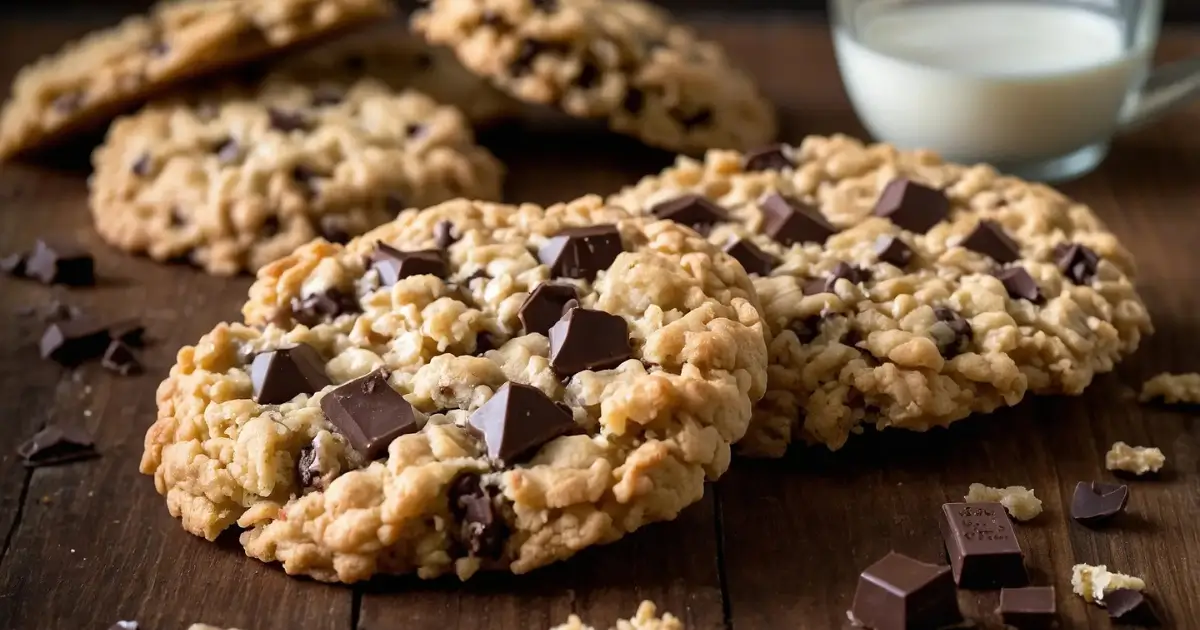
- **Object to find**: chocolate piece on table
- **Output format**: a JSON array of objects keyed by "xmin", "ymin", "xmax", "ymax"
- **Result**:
[
  {"xmin": 549, "ymin": 307, "xmax": 631, "ymax": 376},
  {"xmin": 319, "ymin": 369, "xmax": 418, "ymax": 460},
  {"xmin": 759, "ymin": 193, "xmax": 836, "ymax": 246},
  {"xmin": 1053, "ymin": 242, "xmax": 1101, "ymax": 284},
  {"xmin": 538, "ymin": 225, "xmax": 624, "ymax": 281},
  {"xmin": 961, "ymin": 220, "xmax": 1021, "ymax": 264},
  {"xmin": 649, "ymin": 194, "xmax": 729, "ymax": 232},
  {"xmin": 1070, "ymin": 481, "xmax": 1129, "ymax": 526},
  {"xmin": 468, "ymin": 382, "xmax": 575, "ymax": 464},
  {"xmin": 108, "ymin": 319, "xmax": 146, "ymax": 347},
  {"xmin": 724, "ymin": 238, "xmax": 777, "ymax": 276},
  {"xmin": 40, "ymin": 320, "xmax": 111, "ymax": 365},
  {"xmin": 370, "ymin": 244, "xmax": 447, "ymax": 287},
  {"xmin": 995, "ymin": 267, "xmax": 1044, "ymax": 303},
  {"xmin": 802, "ymin": 262, "xmax": 870, "ymax": 296},
  {"xmin": 999, "ymin": 586, "xmax": 1057, "ymax": 629},
  {"xmin": 873, "ymin": 235, "xmax": 915, "ymax": 268},
  {"xmin": 250, "ymin": 343, "xmax": 331, "ymax": 405},
  {"xmin": 24, "ymin": 240, "xmax": 95, "ymax": 286},
  {"xmin": 742, "ymin": 144, "xmax": 793, "ymax": 172},
  {"xmin": 0, "ymin": 252, "xmax": 24, "ymax": 276},
  {"xmin": 938, "ymin": 502, "xmax": 1028, "ymax": 589},
  {"xmin": 1106, "ymin": 589, "xmax": 1160, "ymax": 626},
  {"xmin": 101, "ymin": 340, "xmax": 142, "ymax": 376},
  {"xmin": 873, "ymin": 178, "xmax": 950, "ymax": 233},
  {"xmin": 449, "ymin": 472, "xmax": 507, "ymax": 557},
  {"xmin": 519, "ymin": 282, "xmax": 579, "ymax": 336},
  {"xmin": 850, "ymin": 551, "xmax": 963, "ymax": 630},
  {"xmin": 18, "ymin": 423, "xmax": 97, "ymax": 467},
  {"xmin": 290, "ymin": 288, "xmax": 360, "ymax": 327}
]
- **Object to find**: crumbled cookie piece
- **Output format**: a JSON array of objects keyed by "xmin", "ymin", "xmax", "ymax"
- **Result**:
[
  {"xmin": 964, "ymin": 483, "xmax": 1042, "ymax": 522},
  {"xmin": 1105, "ymin": 442, "xmax": 1165, "ymax": 475},
  {"xmin": 187, "ymin": 626, "xmax": 243, "ymax": 630},
  {"xmin": 552, "ymin": 601, "xmax": 683, "ymax": 630},
  {"xmin": 1071, "ymin": 564, "xmax": 1145, "ymax": 603},
  {"xmin": 1139, "ymin": 372, "xmax": 1200, "ymax": 405}
]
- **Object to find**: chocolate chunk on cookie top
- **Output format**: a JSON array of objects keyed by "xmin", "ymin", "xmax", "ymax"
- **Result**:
[
  {"xmin": 320, "ymin": 370, "xmax": 418, "ymax": 459},
  {"xmin": 961, "ymin": 220, "xmax": 1021, "ymax": 263},
  {"xmin": 469, "ymin": 382, "xmax": 575, "ymax": 464},
  {"xmin": 250, "ymin": 344, "xmax": 331, "ymax": 404},
  {"xmin": 370, "ymin": 245, "xmax": 447, "ymax": 286},
  {"xmin": 1054, "ymin": 242, "xmax": 1101, "ymax": 284},
  {"xmin": 538, "ymin": 225, "xmax": 624, "ymax": 280},
  {"xmin": 519, "ymin": 283, "xmax": 579, "ymax": 336},
  {"xmin": 650, "ymin": 195, "xmax": 729, "ymax": 232},
  {"xmin": 549, "ymin": 307, "xmax": 632, "ymax": 376},
  {"xmin": 760, "ymin": 193, "xmax": 837, "ymax": 246},
  {"xmin": 873, "ymin": 178, "xmax": 950, "ymax": 233}
]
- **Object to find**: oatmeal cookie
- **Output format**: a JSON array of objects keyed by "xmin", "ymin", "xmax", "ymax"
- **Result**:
[
  {"xmin": 0, "ymin": 0, "xmax": 391, "ymax": 159},
  {"xmin": 609, "ymin": 135, "xmax": 1152, "ymax": 456},
  {"xmin": 89, "ymin": 78, "xmax": 503, "ymax": 275},
  {"xmin": 411, "ymin": 0, "xmax": 776, "ymax": 154},
  {"xmin": 140, "ymin": 196, "xmax": 768, "ymax": 582}
]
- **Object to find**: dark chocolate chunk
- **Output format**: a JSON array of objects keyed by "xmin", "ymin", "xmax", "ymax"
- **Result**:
[
  {"xmin": 319, "ymin": 369, "xmax": 418, "ymax": 459},
  {"xmin": 215, "ymin": 138, "xmax": 240, "ymax": 164},
  {"xmin": 131, "ymin": 153, "xmax": 152, "ymax": 176},
  {"xmin": 538, "ymin": 225, "xmax": 624, "ymax": 280},
  {"xmin": 297, "ymin": 445, "xmax": 319, "ymax": 489},
  {"xmin": 961, "ymin": 220, "xmax": 1021, "ymax": 264},
  {"xmin": 40, "ymin": 320, "xmax": 111, "ymax": 365},
  {"xmin": 101, "ymin": 340, "xmax": 142, "ymax": 376},
  {"xmin": 310, "ymin": 87, "xmax": 344, "ymax": 106},
  {"xmin": 109, "ymin": 319, "xmax": 146, "ymax": 347},
  {"xmin": 622, "ymin": 88, "xmax": 645, "ymax": 114},
  {"xmin": 724, "ymin": 238, "xmax": 777, "ymax": 276},
  {"xmin": 250, "ymin": 344, "xmax": 330, "ymax": 404},
  {"xmin": 25, "ymin": 240, "xmax": 94, "ymax": 286},
  {"xmin": 1106, "ymin": 589, "xmax": 1159, "ymax": 625},
  {"xmin": 549, "ymin": 307, "xmax": 631, "ymax": 376},
  {"xmin": 0, "ymin": 252, "xmax": 24, "ymax": 276},
  {"xmin": 995, "ymin": 267, "xmax": 1044, "ymax": 303},
  {"xmin": 52, "ymin": 91, "xmax": 83, "ymax": 113},
  {"xmin": 468, "ymin": 382, "xmax": 575, "ymax": 464},
  {"xmin": 803, "ymin": 262, "xmax": 871, "ymax": 296},
  {"xmin": 998, "ymin": 586, "xmax": 1057, "ymax": 629},
  {"xmin": 434, "ymin": 220, "xmax": 458, "ymax": 250},
  {"xmin": 1070, "ymin": 481, "xmax": 1129, "ymax": 526},
  {"xmin": 932, "ymin": 307, "xmax": 972, "ymax": 357},
  {"xmin": 18, "ymin": 423, "xmax": 97, "ymax": 467},
  {"xmin": 873, "ymin": 235, "xmax": 915, "ymax": 268},
  {"xmin": 370, "ymin": 243, "xmax": 447, "ymax": 286},
  {"xmin": 873, "ymin": 178, "xmax": 950, "ymax": 233},
  {"xmin": 267, "ymin": 108, "xmax": 310, "ymax": 133},
  {"xmin": 850, "ymin": 551, "xmax": 963, "ymax": 630},
  {"xmin": 650, "ymin": 195, "xmax": 728, "ymax": 232},
  {"xmin": 1053, "ymin": 242, "xmax": 1100, "ymax": 285},
  {"xmin": 405, "ymin": 122, "xmax": 427, "ymax": 139},
  {"xmin": 760, "ymin": 193, "xmax": 836, "ymax": 246},
  {"xmin": 474, "ymin": 332, "xmax": 496, "ymax": 355},
  {"xmin": 938, "ymin": 502, "xmax": 1028, "ymax": 589},
  {"xmin": 742, "ymin": 144, "xmax": 793, "ymax": 172},
  {"xmin": 519, "ymin": 282, "xmax": 579, "ymax": 336},
  {"xmin": 449, "ymin": 473, "xmax": 508, "ymax": 558},
  {"xmin": 290, "ymin": 288, "xmax": 360, "ymax": 327}
]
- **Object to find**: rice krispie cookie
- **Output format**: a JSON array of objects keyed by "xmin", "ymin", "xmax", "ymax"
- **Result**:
[
  {"xmin": 140, "ymin": 196, "xmax": 768, "ymax": 582},
  {"xmin": 411, "ymin": 0, "xmax": 776, "ymax": 154},
  {"xmin": 0, "ymin": 0, "xmax": 391, "ymax": 159},
  {"xmin": 1139, "ymin": 372, "xmax": 1200, "ymax": 405},
  {"xmin": 609, "ymin": 135, "xmax": 1152, "ymax": 457},
  {"xmin": 89, "ymin": 78, "xmax": 503, "ymax": 275}
]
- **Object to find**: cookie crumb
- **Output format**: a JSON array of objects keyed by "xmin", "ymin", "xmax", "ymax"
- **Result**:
[
  {"xmin": 1071, "ymin": 564, "xmax": 1145, "ymax": 603},
  {"xmin": 1139, "ymin": 372, "xmax": 1200, "ymax": 405},
  {"xmin": 187, "ymin": 625, "xmax": 243, "ymax": 630},
  {"xmin": 1105, "ymin": 441, "xmax": 1165, "ymax": 475},
  {"xmin": 964, "ymin": 483, "xmax": 1043, "ymax": 521},
  {"xmin": 550, "ymin": 601, "xmax": 682, "ymax": 630}
]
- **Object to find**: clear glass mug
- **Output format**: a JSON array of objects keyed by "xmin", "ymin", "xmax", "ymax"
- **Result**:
[{"xmin": 830, "ymin": 0, "xmax": 1200, "ymax": 181}]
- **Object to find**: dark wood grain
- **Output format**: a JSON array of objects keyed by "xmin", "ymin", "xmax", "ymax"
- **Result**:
[{"xmin": 0, "ymin": 17, "xmax": 1198, "ymax": 630}]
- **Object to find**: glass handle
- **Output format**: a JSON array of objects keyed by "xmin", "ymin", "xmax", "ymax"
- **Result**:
[{"xmin": 1119, "ymin": 56, "xmax": 1200, "ymax": 131}]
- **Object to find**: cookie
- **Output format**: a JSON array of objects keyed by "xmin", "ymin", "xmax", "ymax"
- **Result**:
[
  {"xmin": 0, "ymin": 0, "xmax": 392, "ymax": 159},
  {"xmin": 139, "ymin": 196, "xmax": 768, "ymax": 582},
  {"xmin": 411, "ymin": 0, "xmax": 776, "ymax": 154},
  {"xmin": 89, "ymin": 78, "xmax": 504, "ymax": 275},
  {"xmin": 609, "ymin": 135, "xmax": 1152, "ymax": 457}
]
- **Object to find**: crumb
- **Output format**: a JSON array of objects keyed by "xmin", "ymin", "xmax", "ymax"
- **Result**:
[
  {"xmin": 1072, "ymin": 564, "xmax": 1145, "ymax": 603},
  {"xmin": 1106, "ymin": 442, "xmax": 1165, "ymax": 475},
  {"xmin": 965, "ymin": 483, "xmax": 1043, "ymax": 521},
  {"xmin": 549, "ymin": 602, "xmax": 682, "ymax": 630},
  {"xmin": 1139, "ymin": 372, "xmax": 1200, "ymax": 405}
]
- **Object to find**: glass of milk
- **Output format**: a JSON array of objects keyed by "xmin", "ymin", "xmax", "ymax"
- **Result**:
[{"xmin": 832, "ymin": 0, "xmax": 1200, "ymax": 181}]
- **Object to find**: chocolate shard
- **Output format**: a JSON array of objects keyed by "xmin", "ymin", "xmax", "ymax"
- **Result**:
[
  {"xmin": 873, "ymin": 234, "xmax": 915, "ymax": 268},
  {"xmin": 803, "ymin": 262, "xmax": 871, "ymax": 296},
  {"xmin": 724, "ymin": 238, "xmax": 777, "ymax": 276},
  {"xmin": 961, "ymin": 220, "xmax": 1021, "ymax": 264},
  {"xmin": 319, "ymin": 369, "xmax": 418, "ymax": 459},
  {"xmin": 290, "ymin": 288, "xmax": 360, "ymax": 327},
  {"xmin": 649, "ymin": 194, "xmax": 729, "ymax": 232},
  {"xmin": 549, "ymin": 307, "xmax": 631, "ymax": 376},
  {"xmin": 850, "ymin": 551, "xmax": 963, "ymax": 630},
  {"xmin": 743, "ymin": 144, "xmax": 793, "ymax": 172},
  {"xmin": 250, "ymin": 344, "xmax": 331, "ymax": 405},
  {"xmin": 434, "ymin": 220, "xmax": 458, "ymax": 250},
  {"xmin": 25, "ymin": 240, "xmax": 95, "ymax": 286},
  {"xmin": 1106, "ymin": 589, "xmax": 1159, "ymax": 625},
  {"xmin": 1053, "ymin": 242, "xmax": 1101, "ymax": 285},
  {"xmin": 760, "ymin": 193, "xmax": 836, "ymax": 246},
  {"xmin": 370, "ymin": 243, "xmax": 447, "ymax": 287},
  {"xmin": 468, "ymin": 382, "xmax": 575, "ymax": 464},
  {"xmin": 537, "ymin": 225, "xmax": 624, "ymax": 281},
  {"xmin": 267, "ymin": 107, "xmax": 310, "ymax": 132},
  {"xmin": 449, "ymin": 473, "xmax": 508, "ymax": 558},
  {"xmin": 40, "ymin": 320, "xmax": 111, "ymax": 365},
  {"xmin": 873, "ymin": 178, "xmax": 950, "ymax": 234},
  {"xmin": 938, "ymin": 502, "xmax": 1028, "ymax": 589},
  {"xmin": 101, "ymin": 340, "xmax": 142, "ymax": 376},
  {"xmin": 995, "ymin": 267, "xmax": 1044, "ymax": 303},
  {"xmin": 1070, "ymin": 481, "xmax": 1129, "ymax": 526},
  {"xmin": 18, "ymin": 423, "xmax": 97, "ymax": 467},
  {"xmin": 998, "ymin": 586, "xmax": 1057, "ymax": 630},
  {"xmin": 519, "ymin": 282, "xmax": 579, "ymax": 336},
  {"xmin": 0, "ymin": 252, "xmax": 24, "ymax": 276},
  {"xmin": 932, "ymin": 307, "xmax": 972, "ymax": 357}
]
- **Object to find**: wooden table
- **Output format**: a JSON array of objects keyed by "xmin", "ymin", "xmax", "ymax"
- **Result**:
[{"xmin": 1, "ymin": 16, "xmax": 1198, "ymax": 630}]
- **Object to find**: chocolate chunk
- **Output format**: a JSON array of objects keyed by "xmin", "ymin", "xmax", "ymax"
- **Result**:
[
  {"xmin": 742, "ymin": 144, "xmax": 793, "ymax": 172},
  {"xmin": 52, "ymin": 91, "xmax": 83, "ymax": 113},
  {"xmin": 18, "ymin": 423, "xmax": 97, "ymax": 467},
  {"xmin": 468, "ymin": 382, "xmax": 575, "ymax": 464},
  {"xmin": 1106, "ymin": 589, "xmax": 1159, "ymax": 625},
  {"xmin": 250, "ymin": 344, "xmax": 330, "ymax": 405},
  {"xmin": 549, "ymin": 307, "xmax": 631, "ymax": 376},
  {"xmin": 803, "ymin": 262, "xmax": 871, "ymax": 296},
  {"xmin": 297, "ymin": 445, "xmax": 319, "ymax": 488},
  {"xmin": 290, "ymin": 288, "xmax": 360, "ymax": 327},
  {"xmin": 938, "ymin": 502, "xmax": 1028, "ymax": 589},
  {"xmin": 1053, "ymin": 243, "xmax": 1100, "ymax": 285},
  {"xmin": 474, "ymin": 332, "xmax": 496, "ymax": 355},
  {"xmin": 760, "ymin": 193, "xmax": 836, "ymax": 246},
  {"xmin": 961, "ymin": 220, "xmax": 1021, "ymax": 264},
  {"xmin": 1070, "ymin": 481, "xmax": 1129, "ymax": 526},
  {"xmin": 787, "ymin": 316, "xmax": 822, "ymax": 343},
  {"xmin": 932, "ymin": 307, "xmax": 972, "ymax": 357},
  {"xmin": 724, "ymin": 238, "xmax": 777, "ymax": 276},
  {"xmin": 449, "ymin": 473, "xmax": 508, "ymax": 558},
  {"xmin": 622, "ymin": 88, "xmax": 645, "ymax": 114},
  {"xmin": 998, "ymin": 586, "xmax": 1057, "ymax": 629},
  {"xmin": 109, "ymin": 319, "xmax": 146, "ymax": 347},
  {"xmin": 650, "ymin": 195, "xmax": 728, "ymax": 232},
  {"xmin": 575, "ymin": 61, "xmax": 600, "ymax": 89},
  {"xmin": 873, "ymin": 235, "xmax": 914, "ymax": 268},
  {"xmin": 873, "ymin": 178, "xmax": 950, "ymax": 233},
  {"xmin": 131, "ymin": 153, "xmax": 152, "ymax": 176},
  {"xmin": 310, "ymin": 87, "xmax": 344, "ymax": 106},
  {"xmin": 405, "ymin": 123, "xmax": 427, "ymax": 139},
  {"xmin": 267, "ymin": 108, "xmax": 310, "ymax": 133},
  {"xmin": 538, "ymin": 225, "xmax": 624, "ymax": 280},
  {"xmin": 370, "ymin": 244, "xmax": 447, "ymax": 287},
  {"xmin": 101, "ymin": 341, "xmax": 142, "ymax": 376},
  {"xmin": 434, "ymin": 220, "xmax": 458, "ymax": 250},
  {"xmin": 25, "ymin": 240, "xmax": 94, "ymax": 286},
  {"xmin": 519, "ymin": 282, "xmax": 579, "ymax": 336},
  {"xmin": 994, "ymin": 267, "xmax": 1044, "ymax": 303},
  {"xmin": 319, "ymin": 369, "xmax": 418, "ymax": 459},
  {"xmin": 0, "ymin": 252, "xmax": 24, "ymax": 276},
  {"xmin": 215, "ymin": 138, "xmax": 240, "ymax": 164},
  {"xmin": 850, "ymin": 552, "xmax": 963, "ymax": 630},
  {"xmin": 40, "ymin": 320, "xmax": 111, "ymax": 365}
]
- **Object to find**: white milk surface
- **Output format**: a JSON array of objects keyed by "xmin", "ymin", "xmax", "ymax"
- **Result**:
[{"xmin": 835, "ymin": 2, "xmax": 1150, "ymax": 163}]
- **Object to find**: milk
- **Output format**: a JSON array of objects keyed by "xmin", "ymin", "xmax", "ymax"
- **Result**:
[{"xmin": 835, "ymin": 2, "xmax": 1152, "ymax": 165}]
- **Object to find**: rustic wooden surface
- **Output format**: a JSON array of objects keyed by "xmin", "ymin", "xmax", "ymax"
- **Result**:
[{"xmin": 1, "ymin": 16, "xmax": 1198, "ymax": 630}]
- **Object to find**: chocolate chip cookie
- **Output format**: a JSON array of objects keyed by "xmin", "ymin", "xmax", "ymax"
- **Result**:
[
  {"xmin": 609, "ymin": 135, "xmax": 1152, "ymax": 457},
  {"xmin": 0, "ymin": 0, "xmax": 392, "ymax": 159},
  {"xmin": 140, "ymin": 196, "xmax": 769, "ymax": 582},
  {"xmin": 89, "ymin": 78, "xmax": 504, "ymax": 275},
  {"xmin": 411, "ymin": 0, "xmax": 776, "ymax": 154}
]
